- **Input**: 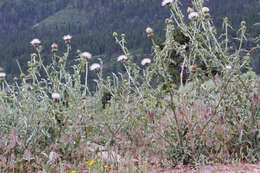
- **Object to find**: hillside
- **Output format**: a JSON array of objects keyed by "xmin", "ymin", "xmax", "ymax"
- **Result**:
[{"xmin": 0, "ymin": 0, "xmax": 259, "ymax": 78}]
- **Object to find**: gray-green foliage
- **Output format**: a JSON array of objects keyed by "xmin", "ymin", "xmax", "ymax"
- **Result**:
[
  {"xmin": 111, "ymin": 0, "xmax": 260, "ymax": 165},
  {"xmin": 0, "ymin": 0, "xmax": 259, "ymax": 171}
]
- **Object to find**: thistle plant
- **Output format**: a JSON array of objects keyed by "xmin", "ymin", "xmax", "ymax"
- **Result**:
[
  {"xmin": 110, "ymin": 0, "xmax": 260, "ymax": 166},
  {"xmin": 0, "ymin": 0, "xmax": 259, "ymax": 172}
]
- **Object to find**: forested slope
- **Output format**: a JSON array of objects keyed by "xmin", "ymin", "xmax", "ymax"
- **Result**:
[{"xmin": 0, "ymin": 0, "xmax": 259, "ymax": 77}]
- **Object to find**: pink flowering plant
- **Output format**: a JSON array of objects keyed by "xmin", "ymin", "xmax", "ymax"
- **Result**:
[{"xmin": 0, "ymin": 0, "xmax": 259, "ymax": 172}]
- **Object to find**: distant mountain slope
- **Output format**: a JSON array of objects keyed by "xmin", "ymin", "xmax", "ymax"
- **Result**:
[{"xmin": 0, "ymin": 0, "xmax": 259, "ymax": 77}]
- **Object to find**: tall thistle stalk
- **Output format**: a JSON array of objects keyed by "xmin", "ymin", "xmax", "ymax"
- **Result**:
[
  {"xmin": 79, "ymin": 51, "xmax": 92, "ymax": 96},
  {"xmin": 84, "ymin": 60, "xmax": 89, "ymax": 95}
]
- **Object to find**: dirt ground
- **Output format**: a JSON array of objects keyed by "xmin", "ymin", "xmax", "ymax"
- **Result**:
[{"xmin": 147, "ymin": 162, "xmax": 260, "ymax": 173}]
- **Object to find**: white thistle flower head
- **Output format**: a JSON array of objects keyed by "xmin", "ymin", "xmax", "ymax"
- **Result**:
[
  {"xmin": 63, "ymin": 35, "xmax": 72, "ymax": 42},
  {"xmin": 52, "ymin": 93, "xmax": 60, "ymax": 100},
  {"xmin": 146, "ymin": 27, "xmax": 154, "ymax": 38},
  {"xmin": 187, "ymin": 7, "xmax": 194, "ymax": 14},
  {"xmin": 141, "ymin": 58, "xmax": 151, "ymax": 66},
  {"xmin": 202, "ymin": 7, "xmax": 210, "ymax": 14},
  {"xmin": 146, "ymin": 27, "xmax": 153, "ymax": 35},
  {"xmin": 30, "ymin": 38, "xmax": 41, "ymax": 47},
  {"xmin": 188, "ymin": 12, "xmax": 199, "ymax": 20},
  {"xmin": 117, "ymin": 55, "xmax": 128, "ymax": 62},
  {"xmin": 0, "ymin": 72, "xmax": 6, "ymax": 79},
  {"xmin": 80, "ymin": 52, "xmax": 92, "ymax": 60},
  {"xmin": 226, "ymin": 65, "xmax": 232, "ymax": 70},
  {"xmin": 90, "ymin": 63, "xmax": 101, "ymax": 72},
  {"xmin": 162, "ymin": 0, "xmax": 174, "ymax": 6}
]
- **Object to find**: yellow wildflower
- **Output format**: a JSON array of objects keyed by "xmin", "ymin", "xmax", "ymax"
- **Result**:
[
  {"xmin": 71, "ymin": 170, "xmax": 76, "ymax": 173},
  {"xmin": 104, "ymin": 164, "xmax": 110, "ymax": 168},
  {"xmin": 87, "ymin": 160, "xmax": 95, "ymax": 166}
]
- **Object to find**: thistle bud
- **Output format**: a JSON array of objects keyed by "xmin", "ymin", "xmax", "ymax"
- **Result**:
[
  {"xmin": 20, "ymin": 73, "xmax": 25, "ymax": 79},
  {"xmin": 187, "ymin": 7, "xmax": 194, "ymax": 14},
  {"xmin": 165, "ymin": 18, "xmax": 173, "ymax": 24},
  {"xmin": 51, "ymin": 43, "xmax": 58, "ymax": 53},
  {"xmin": 241, "ymin": 21, "xmax": 246, "ymax": 30},
  {"xmin": 27, "ymin": 61, "xmax": 32, "ymax": 67},
  {"xmin": 113, "ymin": 32, "xmax": 118, "ymax": 37},
  {"xmin": 31, "ymin": 53, "xmax": 37, "ymax": 59},
  {"xmin": 190, "ymin": 64, "xmax": 197, "ymax": 71},
  {"xmin": 224, "ymin": 17, "xmax": 228, "ymax": 24}
]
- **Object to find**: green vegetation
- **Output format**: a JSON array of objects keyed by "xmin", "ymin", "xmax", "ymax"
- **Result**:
[{"xmin": 0, "ymin": 0, "xmax": 259, "ymax": 172}]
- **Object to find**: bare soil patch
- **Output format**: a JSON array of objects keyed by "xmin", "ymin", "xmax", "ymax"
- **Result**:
[{"xmin": 146, "ymin": 162, "xmax": 260, "ymax": 173}]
